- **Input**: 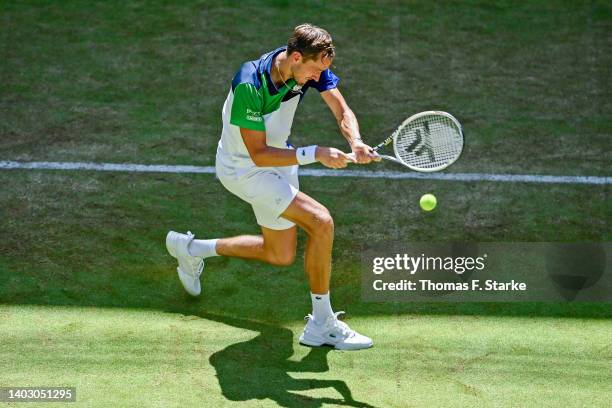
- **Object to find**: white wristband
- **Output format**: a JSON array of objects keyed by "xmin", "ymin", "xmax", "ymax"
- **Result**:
[{"xmin": 296, "ymin": 145, "xmax": 318, "ymax": 165}]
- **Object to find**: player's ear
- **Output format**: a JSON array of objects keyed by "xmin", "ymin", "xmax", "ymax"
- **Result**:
[{"xmin": 290, "ymin": 51, "xmax": 303, "ymax": 63}]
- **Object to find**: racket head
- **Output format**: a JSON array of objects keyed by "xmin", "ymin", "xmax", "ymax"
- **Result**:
[{"xmin": 391, "ymin": 111, "xmax": 464, "ymax": 172}]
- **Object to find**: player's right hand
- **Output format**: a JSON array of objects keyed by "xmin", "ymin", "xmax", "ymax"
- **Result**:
[{"xmin": 316, "ymin": 147, "xmax": 354, "ymax": 169}]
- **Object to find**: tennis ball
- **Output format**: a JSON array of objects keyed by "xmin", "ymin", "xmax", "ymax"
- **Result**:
[{"xmin": 420, "ymin": 194, "xmax": 437, "ymax": 211}]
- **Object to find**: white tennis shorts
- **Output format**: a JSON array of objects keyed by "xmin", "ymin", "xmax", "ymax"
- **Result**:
[{"xmin": 217, "ymin": 164, "xmax": 299, "ymax": 230}]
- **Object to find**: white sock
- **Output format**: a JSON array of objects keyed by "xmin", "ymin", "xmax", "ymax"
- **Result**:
[
  {"xmin": 311, "ymin": 292, "xmax": 334, "ymax": 324},
  {"xmin": 188, "ymin": 238, "xmax": 219, "ymax": 258}
]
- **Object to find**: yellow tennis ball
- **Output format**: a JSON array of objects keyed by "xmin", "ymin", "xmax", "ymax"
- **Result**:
[{"xmin": 420, "ymin": 194, "xmax": 437, "ymax": 211}]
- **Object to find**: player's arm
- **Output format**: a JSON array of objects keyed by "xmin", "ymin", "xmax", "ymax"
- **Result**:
[
  {"xmin": 320, "ymin": 88, "xmax": 378, "ymax": 164},
  {"xmin": 240, "ymin": 128, "xmax": 350, "ymax": 169},
  {"xmin": 232, "ymin": 82, "xmax": 350, "ymax": 168},
  {"xmin": 240, "ymin": 128, "xmax": 297, "ymax": 167}
]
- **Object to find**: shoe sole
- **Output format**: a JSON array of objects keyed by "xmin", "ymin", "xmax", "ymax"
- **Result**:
[
  {"xmin": 299, "ymin": 335, "xmax": 373, "ymax": 351},
  {"xmin": 299, "ymin": 341, "xmax": 335, "ymax": 349},
  {"xmin": 177, "ymin": 267, "xmax": 201, "ymax": 296},
  {"xmin": 298, "ymin": 335, "xmax": 326, "ymax": 348}
]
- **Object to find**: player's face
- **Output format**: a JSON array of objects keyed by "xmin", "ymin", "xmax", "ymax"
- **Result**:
[{"xmin": 291, "ymin": 53, "xmax": 332, "ymax": 86}]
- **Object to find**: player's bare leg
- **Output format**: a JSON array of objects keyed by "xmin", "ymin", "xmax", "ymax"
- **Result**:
[
  {"xmin": 281, "ymin": 192, "xmax": 333, "ymax": 294},
  {"xmin": 281, "ymin": 192, "xmax": 373, "ymax": 350},
  {"xmin": 216, "ymin": 226, "xmax": 297, "ymax": 266}
]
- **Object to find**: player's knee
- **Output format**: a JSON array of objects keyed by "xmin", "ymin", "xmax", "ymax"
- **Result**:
[
  {"xmin": 310, "ymin": 208, "xmax": 334, "ymax": 238},
  {"xmin": 268, "ymin": 249, "xmax": 296, "ymax": 266}
]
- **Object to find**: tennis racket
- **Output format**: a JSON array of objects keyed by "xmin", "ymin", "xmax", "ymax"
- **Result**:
[{"xmin": 348, "ymin": 111, "xmax": 464, "ymax": 172}]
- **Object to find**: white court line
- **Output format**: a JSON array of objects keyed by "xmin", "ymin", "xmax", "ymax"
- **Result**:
[{"xmin": 0, "ymin": 160, "xmax": 610, "ymax": 185}]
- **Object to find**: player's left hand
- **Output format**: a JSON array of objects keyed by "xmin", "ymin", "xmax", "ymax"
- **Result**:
[{"xmin": 351, "ymin": 141, "xmax": 382, "ymax": 164}]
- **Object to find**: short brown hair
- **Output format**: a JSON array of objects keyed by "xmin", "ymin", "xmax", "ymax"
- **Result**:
[{"xmin": 287, "ymin": 24, "xmax": 335, "ymax": 61}]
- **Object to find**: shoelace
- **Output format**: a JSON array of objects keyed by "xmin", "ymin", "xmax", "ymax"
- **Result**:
[
  {"xmin": 330, "ymin": 311, "xmax": 353, "ymax": 338},
  {"xmin": 304, "ymin": 312, "xmax": 354, "ymax": 338}
]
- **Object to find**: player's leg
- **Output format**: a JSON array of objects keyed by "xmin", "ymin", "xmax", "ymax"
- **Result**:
[
  {"xmin": 166, "ymin": 227, "xmax": 297, "ymax": 296},
  {"xmin": 281, "ymin": 192, "xmax": 373, "ymax": 350},
  {"xmin": 214, "ymin": 226, "xmax": 297, "ymax": 266},
  {"xmin": 280, "ymin": 192, "xmax": 333, "ymax": 294},
  {"xmin": 206, "ymin": 167, "xmax": 299, "ymax": 265},
  {"xmin": 166, "ymin": 167, "xmax": 300, "ymax": 296},
  {"xmin": 169, "ymin": 224, "xmax": 296, "ymax": 293},
  {"xmin": 185, "ymin": 191, "xmax": 333, "ymax": 297}
]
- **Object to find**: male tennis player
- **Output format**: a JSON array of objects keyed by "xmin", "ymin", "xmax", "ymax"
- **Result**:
[{"xmin": 167, "ymin": 24, "xmax": 378, "ymax": 350}]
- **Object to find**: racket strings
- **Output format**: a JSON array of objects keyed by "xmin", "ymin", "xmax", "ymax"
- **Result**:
[{"xmin": 394, "ymin": 114, "xmax": 462, "ymax": 171}]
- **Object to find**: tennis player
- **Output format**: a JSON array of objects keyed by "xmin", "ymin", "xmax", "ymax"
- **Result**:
[{"xmin": 167, "ymin": 24, "xmax": 377, "ymax": 350}]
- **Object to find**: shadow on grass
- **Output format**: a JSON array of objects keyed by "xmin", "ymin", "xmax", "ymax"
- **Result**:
[{"xmin": 191, "ymin": 311, "xmax": 376, "ymax": 408}]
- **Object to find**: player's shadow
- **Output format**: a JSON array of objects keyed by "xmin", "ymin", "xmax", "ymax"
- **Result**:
[{"xmin": 195, "ymin": 311, "xmax": 376, "ymax": 408}]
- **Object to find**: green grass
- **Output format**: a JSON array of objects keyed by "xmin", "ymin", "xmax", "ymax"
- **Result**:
[
  {"xmin": 0, "ymin": 170, "xmax": 609, "ymax": 315},
  {"xmin": 1, "ymin": 0, "xmax": 610, "ymax": 175},
  {"xmin": 0, "ymin": 170, "xmax": 610, "ymax": 407},
  {"xmin": 1, "ymin": 305, "xmax": 610, "ymax": 408},
  {"xmin": 1, "ymin": 0, "xmax": 611, "ymax": 407}
]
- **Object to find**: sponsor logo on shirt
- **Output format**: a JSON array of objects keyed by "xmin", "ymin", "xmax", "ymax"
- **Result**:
[{"xmin": 246, "ymin": 108, "xmax": 263, "ymax": 122}]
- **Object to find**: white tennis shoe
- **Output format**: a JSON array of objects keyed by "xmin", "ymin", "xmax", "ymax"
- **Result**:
[
  {"xmin": 299, "ymin": 311, "xmax": 373, "ymax": 350},
  {"xmin": 166, "ymin": 231, "xmax": 204, "ymax": 296}
]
